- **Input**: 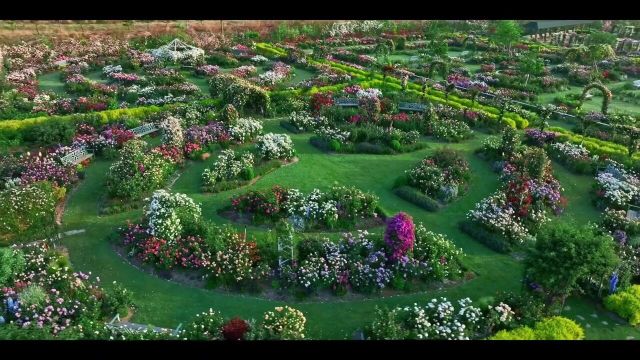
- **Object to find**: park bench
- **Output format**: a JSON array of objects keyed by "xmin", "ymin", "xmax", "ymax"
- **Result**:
[
  {"xmin": 106, "ymin": 313, "xmax": 182, "ymax": 337},
  {"xmin": 398, "ymin": 102, "xmax": 428, "ymax": 112},
  {"xmin": 131, "ymin": 123, "xmax": 159, "ymax": 138},
  {"xmin": 334, "ymin": 98, "xmax": 359, "ymax": 107},
  {"xmin": 60, "ymin": 147, "xmax": 93, "ymax": 166},
  {"xmin": 627, "ymin": 205, "xmax": 640, "ymax": 221}
]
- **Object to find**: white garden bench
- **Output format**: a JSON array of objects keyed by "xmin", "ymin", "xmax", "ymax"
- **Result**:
[
  {"xmin": 60, "ymin": 147, "xmax": 93, "ymax": 166},
  {"xmin": 398, "ymin": 102, "xmax": 428, "ymax": 112},
  {"xmin": 131, "ymin": 123, "xmax": 159, "ymax": 138},
  {"xmin": 627, "ymin": 205, "xmax": 640, "ymax": 221},
  {"xmin": 334, "ymin": 98, "xmax": 359, "ymax": 107}
]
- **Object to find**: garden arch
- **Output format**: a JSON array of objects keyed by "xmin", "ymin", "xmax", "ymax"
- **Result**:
[
  {"xmin": 580, "ymin": 82, "xmax": 613, "ymax": 115},
  {"xmin": 462, "ymin": 35, "xmax": 477, "ymax": 53},
  {"xmin": 426, "ymin": 60, "xmax": 448, "ymax": 80}
]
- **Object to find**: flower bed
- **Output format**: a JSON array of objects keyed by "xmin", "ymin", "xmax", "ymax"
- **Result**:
[
  {"xmin": 594, "ymin": 160, "xmax": 640, "ymax": 210},
  {"xmin": 1, "ymin": 242, "xmax": 134, "ymax": 336},
  {"xmin": 466, "ymin": 146, "xmax": 565, "ymax": 252},
  {"xmin": 366, "ymin": 297, "xmax": 515, "ymax": 340},
  {"xmin": 201, "ymin": 149, "xmax": 296, "ymax": 194},
  {"xmin": 547, "ymin": 142, "xmax": 595, "ymax": 174},
  {"xmin": 281, "ymin": 220, "xmax": 465, "ymax": 296},
  {"xmin": 104, "ymin": 139, "xmax": 180, "ymax": 206},
  {"xmin": 223, "ymin": 185, "xmax": 383, "ymax": 231},
  {"xmin": 394, "ymin": 149, "xmax": 471, "ymax": 211}
]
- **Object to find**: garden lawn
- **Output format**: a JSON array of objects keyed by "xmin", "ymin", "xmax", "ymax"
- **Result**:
[
  {"xmin": 37, "ymin": 71, "xmax": 66, "ymax": 95},
  {"xmin": 59, "ymin": 119, "xmax": 640, "ymax": 339}
]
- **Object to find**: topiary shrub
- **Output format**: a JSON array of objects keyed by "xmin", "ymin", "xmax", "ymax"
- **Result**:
[
  {"xmin": 489, "ymin": 316, "xmax": 584, "ymax": 340},
  {"xmin": 604, "ymin": 285, "xmax": 640, "ymax": 326},
  {"xmin": 532, "ymin": 317, "xmax": 585, "ymax": 340},
  {"xmin": 390, "ymin": 139, "xmax": 402, "ymax": 152}
]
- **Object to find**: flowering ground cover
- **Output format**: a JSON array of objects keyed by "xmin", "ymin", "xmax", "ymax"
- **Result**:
[
  {"xmin": 44, "ymin": 118, "xmax": 639, "ymax": 340},
  {"xmin": 3, "ymin": 23, "xmax": 640, "ymax": 341}
]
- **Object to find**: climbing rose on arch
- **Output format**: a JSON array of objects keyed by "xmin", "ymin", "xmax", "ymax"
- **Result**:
[{"xmin": 384, "ymin": 212, "xmax": 415, "ymax": 261}]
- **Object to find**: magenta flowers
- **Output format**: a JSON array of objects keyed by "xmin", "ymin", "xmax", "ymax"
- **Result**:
[{"xmin": 384, "ymin": 212, "xmax": 415, "ymax": 261}]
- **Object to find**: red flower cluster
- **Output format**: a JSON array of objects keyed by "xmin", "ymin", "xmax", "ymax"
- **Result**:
[
  {"xmin": 222, "ymin": 318, "xmax": 250, "ymax": 341},
  {"xmin": 122, "ymin": 223, "xmax": 212, "ymax": 270},
  {"xmin": 310, "ymin": 92, "xmax": 334, "ymax": 115},
  {"xmin": 152, "ymin": 145, "xmax": 183, "ymax": 164},
  {"xmin": 391, "ymin": 112, "xmax": 409, "ymax": 122},
  {"xmin": 505, "ymin": 177, "xmax": 533, "ymax": 218},
  {"xmin": 184, "ymin": 142, "xmax": 202, "ymax": 155}
]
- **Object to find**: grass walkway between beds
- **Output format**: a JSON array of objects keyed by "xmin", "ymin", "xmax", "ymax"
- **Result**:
[{"xmin": 60, "ymin": 119, "xmax": 640, "ymax": 339}]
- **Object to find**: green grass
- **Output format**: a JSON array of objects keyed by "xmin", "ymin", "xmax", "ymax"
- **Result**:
[
  {"xmin": 58, "ymin": 119, "xmax": 640, "ymax": 339},
  {"xmin": 536, "ymin": 82, "xmax": 640, "ymax": 114},
  {"xmin": 37, "ymin": 72, "xmax": 66, "ymax": 95},
  {"xmin": 182, "ymin": 71, "xmax": 210, "ymax": 94},
  {"xmin": 85, "ymin": 69, "xmax": 109, "ymax": 84}
]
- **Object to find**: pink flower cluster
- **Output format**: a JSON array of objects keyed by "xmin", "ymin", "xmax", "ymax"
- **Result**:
[
  {"xmin": 384, "ymin": 212, "xmax": 415, "ymax": 261},
  {"xmin": 196, "ymin": 64, "xmax": 220, "ymax": 76},
  {"xmin": 109, "ymin": 72, "xmax": 140, "ymax": 82}
]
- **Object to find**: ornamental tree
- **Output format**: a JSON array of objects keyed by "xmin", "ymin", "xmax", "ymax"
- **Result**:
[
  {"xmin": 518, "ymin": 53, "xmax": 544, "ymax": 87},
  {"xmin": 525, "ymin": 223, "xmax": 619, "ymax": 308},
  {"xmin": 492, "ymin": 20, "xmax": 522, "ymax": 57},
  {"xmin": 384, "ymin": 212, "xmax": 416, "ymax": 261}
]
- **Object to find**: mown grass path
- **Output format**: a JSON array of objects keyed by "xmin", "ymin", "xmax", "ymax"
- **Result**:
[{"xmin": 60, "ymin": 119, "xmax": 640, "ymax": 339}]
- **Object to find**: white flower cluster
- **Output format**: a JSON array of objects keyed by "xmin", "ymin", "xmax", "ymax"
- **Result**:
[
  {"xmin": 356, "ymin": 88, "xmax": 383, "ymax": 100},
  {"xmin": 595, "ymin": 163, "xmax": 640, "ymax": 208},
  {"xmin": 492, "ymin": 302, "xmax": 515, "ymax": 323},
  {"xmin": 315, "ymin": 125, "xmax": 351, "ymax": 143},
  {"xmin": 262, "ymin": 306, "xmax": 306, "ymax": 340},
  {"xmin": 394, "ymin": 297, "xmax": 482, "ymax": 340},
  {"xmin": 255, "ymin": 133, "xmax": 295, "ymax": 160},
  {"xmin": 202, "ymin": 150, "xmax": 254, "ymax": 186},
  {"xmin": 144, "ymin": 190, "xmax": 201, "ymax": 242},
  {"xmin": 283, "ymin": 188, "xmax": 339, "ymax": 227},
  {"xmin": 159, "ymin": 115, "xmax": 185, "ymax": 148},
  {"xmin": 467, "ymin": 192, "xmax": 530, "ymax": 243},
  {"xmin": 102, "ymin": 65, "xmax": 123, "ymax": 76},
  {"xmin": 549, "ymin": 142, "xmax": 591, "ymax": 161},
  {"xmin": 151, "ymin": 45, "xmax": 204, "ymax": 63},
  {"xmin": 228, "ymin": 118, "xmax": 263, "ymax": 143},
  {"xmin": 250, "ymin": 55, "xmax": 269, "ymax": 63},
  {"xmin": 289, "ymin": 111, "xmax": 329, "ymax": 132},
  {"xmin": 125, "ymin": 85, "xmax": 157, "ymax": 97},
  {"xmin": 326, "ymin": 20, "xmax": 384, "ymax": 37},
  {"xmin": 136, "ymin": 94, "xmax": 188, "ymax": 106}
]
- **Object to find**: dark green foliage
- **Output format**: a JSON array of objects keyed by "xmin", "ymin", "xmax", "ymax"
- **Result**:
[
  {"xmin": 459, "ymin": 220, "xmax": 512, "ymax": 253},
  {"xmin": 393, "ymin": 186, "xmax": 441, "ymax": 212},
  {"xmin": 525, "ymin": 223, "xmax": 620, "ymax": 305}
]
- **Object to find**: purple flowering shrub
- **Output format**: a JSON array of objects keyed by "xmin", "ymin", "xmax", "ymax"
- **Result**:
[
  {"xmin": 281, "ymin": 225, "xmax": 463, "ymax": 296},
  {"xmin": 384, "ymin": 212, "xmax": 416, "ymax": 261}
]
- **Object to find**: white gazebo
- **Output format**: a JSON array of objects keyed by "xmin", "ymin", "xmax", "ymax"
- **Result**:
[{"xmin": 150, "ymin": 39, "xmax": 205, "ymax": 63}]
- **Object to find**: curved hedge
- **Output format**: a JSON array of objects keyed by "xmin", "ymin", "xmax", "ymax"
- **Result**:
[
  {"xmin": 0, "ymin": 106, "xmax": 164, "ymax": 143},
  {"xmin": 549, "ymin": 126, "xmax": 640, "ymax": 163},
  {"xmin": 313, "ymin": 59, "xmax": 529, "ymax": 129}
]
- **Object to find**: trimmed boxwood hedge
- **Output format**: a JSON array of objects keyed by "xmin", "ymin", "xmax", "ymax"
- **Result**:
[
  {"xmin": 458, "ymin": 220, "xmax": 513, "ymax": 253},
  {"xmin": 393, "ymin": 186, "xmax": 441, "ymax": 212}
]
